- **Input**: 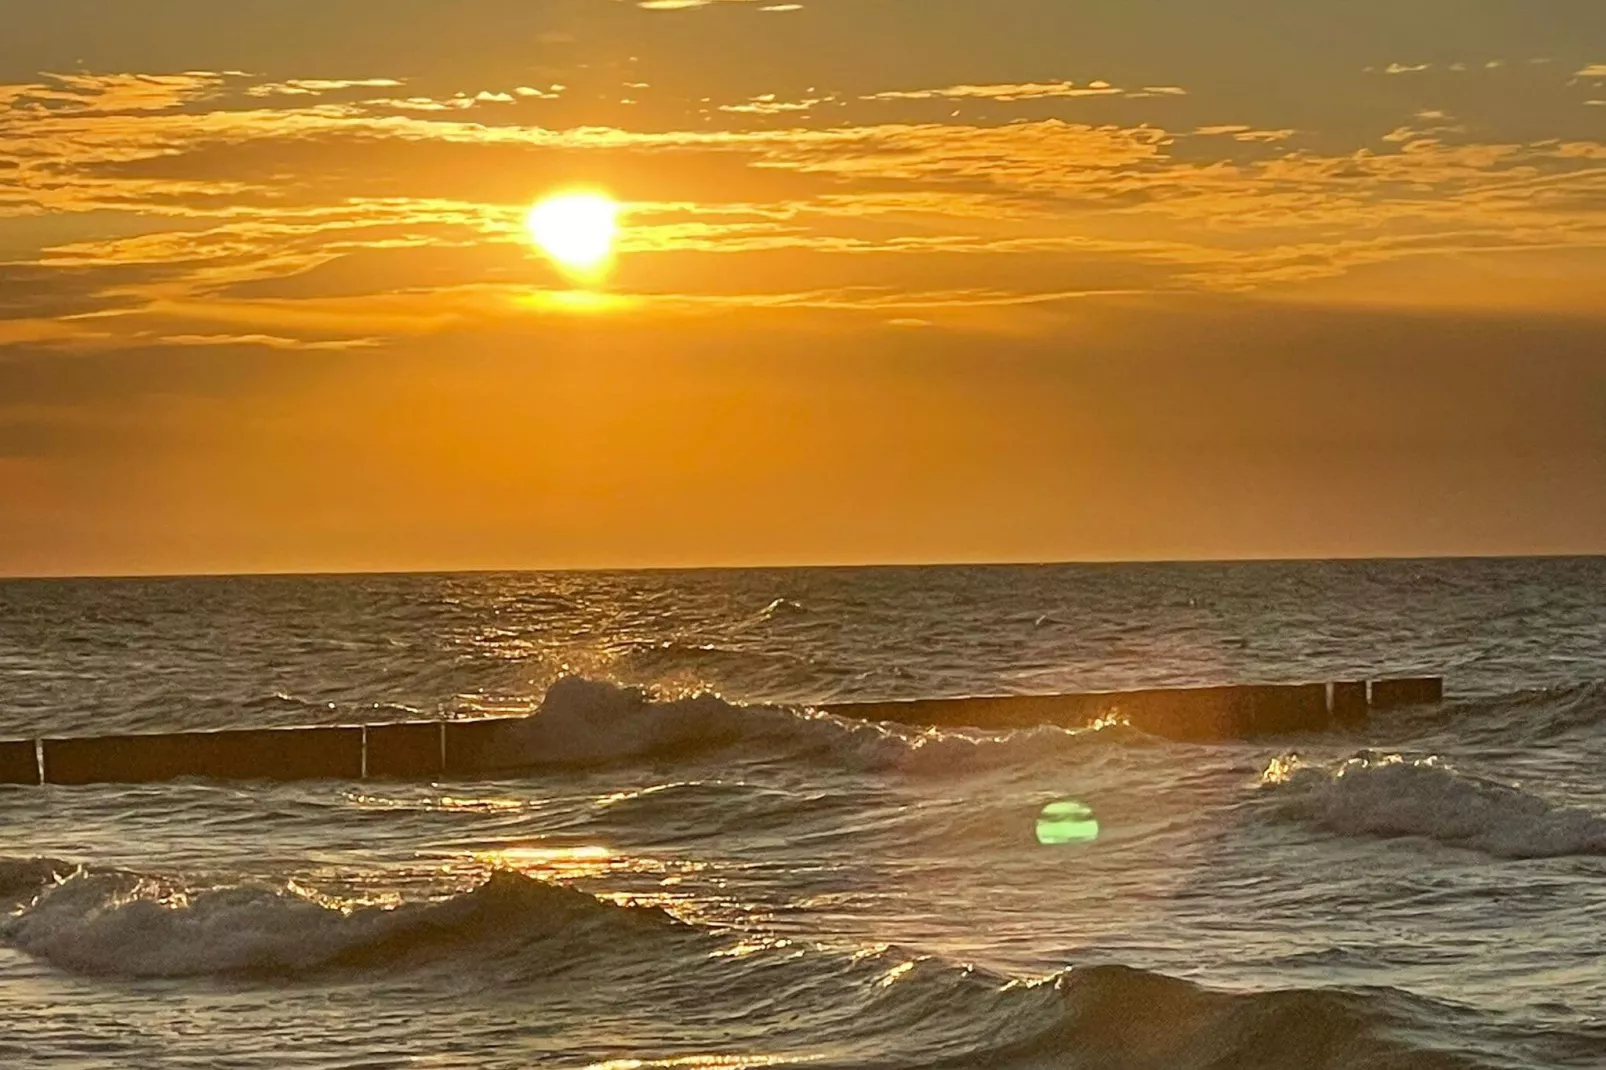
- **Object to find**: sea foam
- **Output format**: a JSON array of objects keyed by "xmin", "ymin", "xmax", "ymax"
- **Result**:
[
  {"xmin": 455, "ymin": 676, "xmax": 1140, "ymax": 776},
  {"xmin": 0, "ymin": 856, "xmax": 1504, "ymax": 1067},
  {"xmin": 1, "ymin": 867, "xmax": 681, "ymax": 978},
  {"xmin": 1261, "ymin": 752, "xmax": 1606, "ymax": 858}
]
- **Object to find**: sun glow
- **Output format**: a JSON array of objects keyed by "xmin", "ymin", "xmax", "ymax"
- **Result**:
[{"xmin": 525, "ymin": 192, "xmax": 620, "ymax": 277}]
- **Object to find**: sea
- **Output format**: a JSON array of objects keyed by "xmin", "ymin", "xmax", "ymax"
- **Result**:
[{"xmin": 2, "ymin": 557, "xmax": 1605, "ymax": 1069}]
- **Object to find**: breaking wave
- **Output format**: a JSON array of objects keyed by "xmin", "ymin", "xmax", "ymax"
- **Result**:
[
  {"xmin": 1033, "ymin": 964, "xmax": 1491, "ymax": 1070},
  {"xmin": 1260, "ymin": 752, "xmax": 1606, "ymax": 858},
  {"xmin": 1430, "ymin": 682, "xmax": 1606, "ymax": 743},
  {"xmin": 756, "ymin": 597, "xmax": 809, "ymax": 622},
  {"xmin": 452, "ymin": 676, "xmax": 1146, "ymax": 776},
  {"xmin": 0, "ymin": 856, "xmax": 75, "ymax": 904},
  {"xmin": 0, "ymin": 853, "xmax": 1502, "ymax": 1068},
  {"xmin": 0, "ymin": 863, "xmax": 685, "ymax": 978}
]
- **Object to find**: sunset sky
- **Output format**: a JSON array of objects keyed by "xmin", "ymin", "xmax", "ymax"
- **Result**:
[{"xmin": 2, "ymin": 1, "xmax": 1603, "ymax": 576}]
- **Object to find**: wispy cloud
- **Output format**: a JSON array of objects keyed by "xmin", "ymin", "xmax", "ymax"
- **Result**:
[
  {"xmin": 863, "ymin": 80, "xmax": 1124, "ymax": 102},
  {"xmin": 1194, "ymin": 125, "xmax": 1296, "ymax": 143},
  {"xmin": 719, "ymin": 93, "xmax": 832, "ymax": 115},
  {"xmin": 1, "ymin": 57, "xmax": 1601, "ymax": 351},
  {"xmin": 158, "ymin": 332, "xmax": 381, "ymax": 350},
  {"xmin": 635, "ymin": 0, "xmax": 778, "ymax": 8},
  {"xmin": 246, "ymin": 78, "xmax": 403, "ymax": 98},
  {"xmin": 0, "ymin": 71, "xmax": 234, "ymax": 114}
]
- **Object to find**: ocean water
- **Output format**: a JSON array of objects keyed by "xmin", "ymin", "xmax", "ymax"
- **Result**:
[{"xmin": 2, "ymin": 558, "xmax": 1606, "ymax": 1069}]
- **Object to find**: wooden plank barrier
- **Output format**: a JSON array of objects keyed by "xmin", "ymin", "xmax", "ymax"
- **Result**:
[
  {"xmin": 827, "ymin": 682, "xmax": 1335, "ymax": 740},
  {"xmin": 1369, "ymin": 677, "xmax": 1445, "ymax": 710},
  {"xmin": 41, "ymin": 726, "xmax": 362, "ymax": 785},
  {"xmin": 365, "ymin": 722, "xmax": 445, "ymax": 779},
  {"xmin": 0, "ymin": 740, "xmax": 40, "ymax": 785},
  {"xmin": 827, "ymin": 678, "xmax": 1439, "ymax": 741},
  {"xmin": 443, "ymin": 719, "xmax": 522, "ymax": 776},
  {"xmin": 1330, "ymin": 681, "xmax": 1369, "ymax": 727},
  {"xmin": 9, "ymin": 677, "xmax": 1445, "ymax": 785}
]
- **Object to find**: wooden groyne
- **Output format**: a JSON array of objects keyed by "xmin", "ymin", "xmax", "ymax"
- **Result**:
[
  {"xmin": 828, "ymin": 677, "xmax": 1444, "ymax": 741},
  {"xmin": 0, "ymin": 677, "xmax": 1444, "ymax": 787}
]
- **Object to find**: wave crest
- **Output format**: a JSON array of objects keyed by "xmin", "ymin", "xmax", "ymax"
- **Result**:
[
  {"xmin": 0, "ymin": 857, "xmax": 76, "ymax": 903},
  {"xmin": 829, "ymin": 959, "xmax": 1496, "ymax": 1069},
  {"xmin": 1434, "ymin": 682, "xmax": 1606, "ymax": 743},
  {"xmin": 454, "ymin": 676, "xmax": 1133, "ymax": 775},
  {"xmin": 0, "ymin": 856, "xmax": 1510, "ymax": 1067},
  {"xmin": 1042, "ymin": 964, "xmax": 1489, "ymax": 1070},
  {"xmin": 1260, "ymin": 752, "xmax": 1606, "ymax": 858},
  {"xmin": 1, "ymin": 868, "xmax": 682, "ymax": 978}
]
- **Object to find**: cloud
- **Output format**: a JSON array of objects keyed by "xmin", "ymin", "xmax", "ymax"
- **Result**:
[
  {"xmin": 863, "ymin": 80, "xmax": 1125, "ymax": 103},
  {"xmin": 1194, "ymin": 125, "xmax": 1296, "ymax": 143},
  {"xmin": 360, "ymin": 88, "xmax": 529, "ymax": 111},
  {"xmin": 0, "ymin": 71, "xmax": 234, "ymax": 114},
  {"xmin": 158, "ymin": 333, "xmax": 379, "ymax": 350},
  {"xmin": 719, "ymin": 93, "xmax": 831, "ymax": 115},
  {"xmin": 245, "ymin": 78, "xmax": 403, "ymax": 98},
  {"xmin": 0, "ymin": 263, "xmax": 185, "ymax": 322},
  {"xmin": 859, "ymin": 80, "xmax": 1191, "ymax": 105},
  {"xmin": 0, "ymin": 62, "xmax": 1600, "ymax": 353},
  {"xmin": 635, "ymin": 0, "xmax": 769, "ymax": 7}
]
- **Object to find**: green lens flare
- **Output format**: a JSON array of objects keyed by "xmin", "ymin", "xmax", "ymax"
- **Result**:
[{"xmin": 1036, "ymin": 800, "xmax": 1100, "ymax": 845}]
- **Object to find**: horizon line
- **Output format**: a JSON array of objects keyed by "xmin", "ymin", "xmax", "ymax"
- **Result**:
[{"xmin": 3, "ymin": 550, "xmax": 1602, "ymax": 583}]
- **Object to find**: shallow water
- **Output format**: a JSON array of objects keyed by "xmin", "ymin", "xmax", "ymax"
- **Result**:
[{"xmin": 2, "ymin": 559, "xmax": 1605, "ymax": 1068}]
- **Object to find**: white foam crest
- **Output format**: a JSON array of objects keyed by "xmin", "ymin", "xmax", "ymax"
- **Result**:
[
  {"xmin": 4, "ymin": 871, "xmax": 407, "ymax": 976},
  {"xmin": 756, "ymin": 597, "xmax": 808, "ymax": 621},
  {"xmin": 473, "ymin": 677, "xmax": 1125, "ymax": 774},
  {"xmin": 1261, "ymin": 752, "xmax": 1606, "ymax": 858},
  {"xmin": 0, "ymin": 857, "xmax": 76, "ymax": 901},
  {"xmin": 0, "ymin": 868, "xmax": 656, "ymax": 978}
]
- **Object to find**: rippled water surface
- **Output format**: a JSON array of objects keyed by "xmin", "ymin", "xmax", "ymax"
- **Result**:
[{"xmin": 3, "ymin": 559, "xmax": 1606, "ymax": 1068}]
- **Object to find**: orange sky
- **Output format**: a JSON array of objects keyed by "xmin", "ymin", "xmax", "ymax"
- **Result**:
[{"xmin": 2, "ymin": 1, "xmax": 1604, "ymax": 576}]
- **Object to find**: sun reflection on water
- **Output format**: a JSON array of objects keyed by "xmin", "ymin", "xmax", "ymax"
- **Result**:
[
  {"xmin": 582, "ymin": 1056, "xmax": 817, "ymax": 1070},
  {"xmin": 344, "ymin": 791, "xmax": 530, "ymax": 814},
  {"xmin": 466, "ymin": 844, "xmax": 620, "ymax": 882}
]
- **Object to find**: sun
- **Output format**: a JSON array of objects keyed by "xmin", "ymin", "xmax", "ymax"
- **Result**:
[{"xmin": 525, "ymin": 192, "xmax": 619, "ymax": 277}]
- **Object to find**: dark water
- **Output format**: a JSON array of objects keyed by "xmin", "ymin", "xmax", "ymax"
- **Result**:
[{"xmin": 2, "ymin": 558, "xmax": 1605, "ymax": 1068}]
